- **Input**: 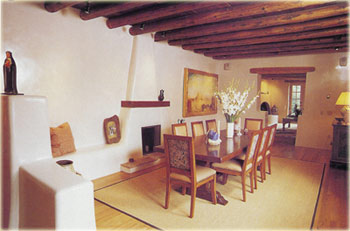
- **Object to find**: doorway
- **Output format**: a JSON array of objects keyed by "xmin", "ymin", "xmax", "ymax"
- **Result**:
[{"xmin": 250, "ymin": 67, "xmax": 315, "ymax": 145}]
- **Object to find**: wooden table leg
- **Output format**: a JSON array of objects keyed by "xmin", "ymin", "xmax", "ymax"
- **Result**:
[{"xmin": 175, "ymin": 183, "xmax": 228, "ymax": 205}]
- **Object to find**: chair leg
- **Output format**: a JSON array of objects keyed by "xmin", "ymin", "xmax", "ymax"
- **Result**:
[
  {"xmin": 190, "ymin": 185, "xmax": 196, "ymax": 218},
  {"xmin": 181, "ymin": 186, "xmax": 186, "ymax": 195},
  {"xmin": 222, "ymin": 173, "xmax": 228, "ymax": 184},
  {"xmin": 260, "ymin": 163, "xmax": 264, "ymax": 183},
  {"xmin": 249, "ymin": 172, "xmax": 254, "ymax": 193},
  {"xmin": 267, "ymin": 155, "xmax": 272, "ymax": 174},
  {"xmin": 165, "ymin": 178, "xmax": 170, "ymax": 209},
  {"xmin": 254, "ymin": 166, "xmax": 258, "ymax": 189},
  {"xmin": 211, "ymin": 176, "xmax": 217, "ymax": 204},
  {"xmin": 263, "ymin": 160, "xmax": 267, "ymax": 180},
  {"xmin": 241, "ymin": 174, "xmax": 246, "ymax": 202}
]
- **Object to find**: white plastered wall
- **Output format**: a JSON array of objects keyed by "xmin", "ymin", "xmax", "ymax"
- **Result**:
[{"xmin": 215, "ymin": 53, "xmax": 349, "ymax": 150}]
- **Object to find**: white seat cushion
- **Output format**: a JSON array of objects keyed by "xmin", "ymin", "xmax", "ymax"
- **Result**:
[
  {"xmin": 257, "ymin": 155, "xmax": 263, "ymax": 162},
  {"xmin": 212, "ymin": 159, "xmax": 252, "ymax": 172},
  {"xmin": 170, "ymin": 165, "xmax": 216, "ymax": 183}
]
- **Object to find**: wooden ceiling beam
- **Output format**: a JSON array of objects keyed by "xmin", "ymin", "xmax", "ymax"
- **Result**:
[
  {"xmin": 169, "ymin": 14, "xmax": 348, "ymax": 46},
  {"xmin": 213, "ymin": 47, "xmax": 348, "ymax": 60},
  {"xmin": 195, "ymin": 35, "xmax": 348, "ymax": 54},
  {"xmin": 80, "ymin": 2, "xmax": 156, "ymax": 20},
  {"xmin": 204, "ymin": 41, "xmax": 348, "ymax": 57},
  {"xmin": 198, "ymin": 36, "xmax": 346, "ymax": 54},
  {"xmin": 44, "ymin": 2, "xmax": 78, "ymax": 13},
  {"xmin": 132, "ymin": 1, "xmax": 335, "ymax": 37},
  {"xmin": 183, "ymin": 26, "xmax": 348, "ymax": 50},
  {"xmin": 155, "ymin": 2, "xmax": 348, "ymax": 42},
  {"xmin": 106, "ymin": 2, "xmax": 224, "ymax": 29}
]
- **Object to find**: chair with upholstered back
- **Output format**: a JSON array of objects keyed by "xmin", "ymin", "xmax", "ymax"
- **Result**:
[
  {"xmin": 265, "ymin": 123, "xmax": 277, "ymax": 175},
  {"xmin": 163, "ymin": 134, "xmax": 217, "ymax": 218},
  {"xmin": 244, "ymin": 118, "xmax": 263, "ymax": 131},
  {"xmin": 172, "ymin": 123, "xmax": 188, "ymax": 136},
  {"xmin": 253, "ymin": 126, "xmax": 271, "ymax": 189},
  {"xmin": 212, "ymin": 130, "xmax": 262, "ymax": 202},
  {"xmin": 191, "ymin": 121, "xmax": 205, "ymax": 137},
  {"xmin": 205, "ymin": 119, "xmax": 217, "ymax": 133}
]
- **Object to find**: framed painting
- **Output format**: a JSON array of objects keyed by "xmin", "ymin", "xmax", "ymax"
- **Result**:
[
  {"xmin": 183, "ymin": 68, "xmax": 218, "ymax": 117},
  {"xmin": 103, "ymin": 115, "xmax": 121, "ymax": 144}
]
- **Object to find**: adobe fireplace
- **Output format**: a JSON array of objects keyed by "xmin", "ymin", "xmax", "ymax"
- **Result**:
[{"xmin": 141, "ymin": 124, "xmax": 161, "ymax": 155}]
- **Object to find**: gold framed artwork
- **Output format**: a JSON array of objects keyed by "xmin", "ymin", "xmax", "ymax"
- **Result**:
[
  {"xmin": 183, "ymin": 68, "xmax": 218, "ymax": 117},
  {"xmin": 103, "ymin": 115, "xmax": 121, "ymax": 144}
]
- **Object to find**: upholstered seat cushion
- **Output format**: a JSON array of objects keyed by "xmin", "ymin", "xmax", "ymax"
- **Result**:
[
  {"xmin": 235, "ymin": 153, "xmax": 246, "ymax": 160},
  {"xmin": 170, "ymin": 166, "xmax": 216, "ymax": 183},
  {"xmin": 212, "ymin": 159, "xmax": 252, "ymax": 172},
  {"xmin": 257, "ymin": 155, "xmax": 263, "ymax": 162}
]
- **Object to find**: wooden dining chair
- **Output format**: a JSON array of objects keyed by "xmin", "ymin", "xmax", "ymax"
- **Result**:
[
  {"xmin": 164, "ymin": 134, "xmax": 217, "ymax": 218},
  {"xmin": 205, "ymin": 119, "xmax": 217, "ymax": 133},
  {"xmin": 253, "ymin": 126, "xmax": 271, "ymax": 189},
  {"xmin": 265, "ymin": 123, "xmax": 277, "ymax": 176},
  {"xmin": 171, "ymin": 123, "xmax": 188, "ymax": 136},
  {"xmin": 191, "ymin": 121, "xmax": 205, "ymax": 137},
  {"xmin": 244, "ymin": 118, "xmax": 263, "ymax": 131},
  {"xmin": 212, "ymin": 130, "xmax": 262, "ymax": 202}
]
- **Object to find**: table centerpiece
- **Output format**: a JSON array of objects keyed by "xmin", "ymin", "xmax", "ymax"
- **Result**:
[{"xmin": 215, "ymin": 79, "xmax": 259, "ymax": 138}]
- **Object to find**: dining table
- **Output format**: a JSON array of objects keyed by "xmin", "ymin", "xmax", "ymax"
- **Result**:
[{"xmin": 154, "ymin": 130, "xmax": 250, "ymax": 205}]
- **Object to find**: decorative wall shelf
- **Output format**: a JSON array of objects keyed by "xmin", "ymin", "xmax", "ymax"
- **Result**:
[{"xmin": 121, "ymin": 101, "xmax": 170, "ymax": 108}]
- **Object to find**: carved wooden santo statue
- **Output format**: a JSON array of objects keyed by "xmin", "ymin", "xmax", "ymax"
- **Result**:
[{"xmin": 3, "ymin": 51, "xmax": 18, "ymax": 95}]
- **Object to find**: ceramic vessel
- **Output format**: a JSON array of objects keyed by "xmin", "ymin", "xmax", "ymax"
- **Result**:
[
  {"xmin": 226, "ymin": 122, "xmax": 234, "ymax": 138},
  {"xmin": 158, "ymin": 89, "xmax": 164, "ymax": 101}
]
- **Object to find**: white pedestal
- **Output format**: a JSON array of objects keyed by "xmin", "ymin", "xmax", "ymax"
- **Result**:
[
  {"xmin": 267, "ymin": 115, "xmax": 279, "ymax": 126},
  {"xmin": 2, "ymin": 95, "xmax": 52, "ymax": 229},
  {"xmin": 1, "ymin": 95, "xmax": 96, "ymax": 230}
]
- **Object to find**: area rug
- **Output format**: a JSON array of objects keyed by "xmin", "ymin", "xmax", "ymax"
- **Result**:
[{"xmin": 95, "ymin": 157, "xmax": 324, "ymax": 230}]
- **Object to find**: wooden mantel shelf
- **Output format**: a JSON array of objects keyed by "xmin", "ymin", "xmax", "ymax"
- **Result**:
[{"xmin": 121, "ymin": 101, "xmax": 170, "ymax": 108}]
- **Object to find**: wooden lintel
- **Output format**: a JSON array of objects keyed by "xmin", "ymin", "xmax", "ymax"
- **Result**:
[
  {"xmin": 284, "ymin": 79, "xmax": 307, "ymax": 83},
  {"xmin": 252, "ymin": 67, "xmax": 315, "ymax": 75},
  {"xmin": 262, "ymin": 73, "xmax": 307, "ymax": 78}
]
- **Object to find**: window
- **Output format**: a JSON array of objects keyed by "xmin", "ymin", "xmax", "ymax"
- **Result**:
[{"xmin": 290, "ymin": 85, "xmax": 301, "ymax": 115}]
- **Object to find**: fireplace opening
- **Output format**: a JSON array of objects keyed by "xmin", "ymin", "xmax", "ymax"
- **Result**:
[
  {"xmin": 141, "ymin": 124, "xmax": 161, "ymax": 155},
  {"xmin": 260, "ymin": 101, "xmax": 271, "ymax": 114}
]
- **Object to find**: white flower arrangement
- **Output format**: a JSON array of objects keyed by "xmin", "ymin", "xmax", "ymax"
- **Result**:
[{"xmin": 215, "ymin": 79, "xmax": 259, "ymax": 123}]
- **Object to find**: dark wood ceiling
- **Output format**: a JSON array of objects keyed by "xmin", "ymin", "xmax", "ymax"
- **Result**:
[{"xmin": 44, "ymin": 1, "xmax": 349, "ymax": 60}]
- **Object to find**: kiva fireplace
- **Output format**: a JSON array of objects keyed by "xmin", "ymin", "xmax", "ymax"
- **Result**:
[{"xmin": 141, "ymin": 124, "xmax": 161, "ymax": 155}]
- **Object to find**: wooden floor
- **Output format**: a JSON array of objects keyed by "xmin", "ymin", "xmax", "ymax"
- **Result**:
[{"xmin": 93, "ymin": 139, "xmax": 349, "ymax": 230}]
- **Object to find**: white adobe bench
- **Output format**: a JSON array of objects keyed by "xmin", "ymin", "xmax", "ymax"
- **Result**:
[{"xmin": 54, "ymin": 143, "xmax": 124, "ymax": 180}]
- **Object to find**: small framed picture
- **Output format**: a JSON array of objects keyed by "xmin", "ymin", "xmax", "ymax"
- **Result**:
[{"xmin": 103, "ymin": 115, "xmax": 121, "ymax": 144}]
